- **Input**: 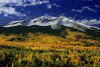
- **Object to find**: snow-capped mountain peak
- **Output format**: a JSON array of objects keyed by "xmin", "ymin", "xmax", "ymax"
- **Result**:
[
  {"xmin": 27, "ymin": 15, "xmax": 92, "ymax": 31},
  {"xmin": 3, "ymin": 20, "xmax": 25, "ymax": 28},
  {"xmin": 2, "ymin": 15, "xmax": 100, "ymax": 32}
]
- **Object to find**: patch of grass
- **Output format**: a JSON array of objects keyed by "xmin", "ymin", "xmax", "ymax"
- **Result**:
[{"xmin": 0, "ymin": 45, "xmax": 100, "ymax": 67}]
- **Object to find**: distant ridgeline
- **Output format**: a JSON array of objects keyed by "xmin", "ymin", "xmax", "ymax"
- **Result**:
[{"xmin": 0, "ymin": 26, "xmax": 66, "ymax": 34}]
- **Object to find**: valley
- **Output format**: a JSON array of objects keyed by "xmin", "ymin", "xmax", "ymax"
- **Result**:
[
  {"xmin": 0, "ymin": 15, "xmax": 100, "ymax": 67},
  {"xmin": 0, "ymin": 26, "xmax": 100, "ymax": 67}
]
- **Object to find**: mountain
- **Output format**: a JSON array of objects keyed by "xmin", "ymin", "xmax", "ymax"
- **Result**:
[
  {"xmin": 3, "ymin": 20, "xmax": 25, "ymax": 28},
  {"xmin": 1, "ymin": 15, "xmax": 100, "ymax": 37},
  {"xmin": 0, "ymin": 15, "xmax": 100, "ymax": 48}
]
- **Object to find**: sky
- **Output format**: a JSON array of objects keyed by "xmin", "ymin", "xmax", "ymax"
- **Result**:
[{"xmin": 0, "ymin": 0, "xmax": 100, "ymax": 27}]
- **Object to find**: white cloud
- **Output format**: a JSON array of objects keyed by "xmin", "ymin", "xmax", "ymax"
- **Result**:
[
  {"xmin": 79, "ymin": 19, "xmax": 100, "ymax": 25},
  {"xmin": 47, "ymin": 3, "xmax": 61, "ymax": 9},
  {"xmin": 53, "ymin": 4, "xmax": 60, "ymax": 7},
  {"xmin": 47, "ymin": 4, "xmax": 52, "ymax": 9},
  {"xmin": 0, "ymin": 7, "xmax": 20, "ymax": 15},
  {"xmin": 3, "ymin": 14, "xmax": 8, "ymax": 17},
  {"xmin": 72, "ymin": 6, "xmax": 97, "ymax": 13},
  {"xmin": 0, "ymin": 0, "xmax": 49, "ymax": 7},
  {"xmin": 0, "ymin": 0, "xmax": 50, "ymax": 16},
  {"xmin": 82, "ymin": 0, "xmax": 93, "ymax": 1},
  {"xmin": 95, "ymin": 5, "xmax": 100, "ymax": 8},
  {"xmin": 72, "ymin": 9, "xmax": 83, "ymax": 13},
  {"xmin": 82, "ymin": 6, "xmax": 96, "ymax": 12}
]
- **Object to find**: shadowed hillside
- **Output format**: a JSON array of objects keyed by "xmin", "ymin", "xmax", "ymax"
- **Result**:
[
  {"xmin": 0, "ymin": 26, "xmax": 66, "ymax": 35},
  {"xmin": 0, "ymin": 26, "xmax": 100, "ymax": 37}
]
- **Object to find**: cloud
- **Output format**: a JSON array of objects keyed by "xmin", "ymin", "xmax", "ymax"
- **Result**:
[
  {"xmin": 0, "ymin": 0, "xmax": 50, "ymax": 7},
  {"xmin": 72, "ymin": 9, "xmax": 83, "ymax": 13},
  {"xmin": 0, "ymin": 7, "xmax": 20, "ymax": 15},
  {"xmin": 81, "ymin": 0, "xmax": 93, "ymax": 1},
  {"xmin": 3, "ymin": 14, "xmax": 8, "ymax": 17},
  {"xmin": 47, "ymin": 4, "xmax": 52, "ymax": 9},
  {"xmin": 78, "ymin": 19, "xmax": 100, "ymax": 25},
  {"xmin": 46, "ymin": 3, "xmax": 61, "ymax": 9},
  {"xmin": 0, "ymin": 6, "xmax": 27, "ymax": 17},
  {"xmin": 53, "ymin": 4, "xmax": 60, "ymax": 7},
  {"xmin": 95, "ymin": 5, "xmax": 100, "ymax": 8},
  {"xmin": 82, "ymin": 6, "xmax": 96, "ymax": 12},
  {"xmin": 72, "ymin": 6, "xmax": 97, "ymax": 13},
  {"xmin": 0, "ymin": 0, "xmax": 50, "ymax": 16}
]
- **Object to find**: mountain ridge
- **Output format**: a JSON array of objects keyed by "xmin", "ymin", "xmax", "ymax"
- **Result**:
[
  {"xmin": 1, "ymin": 15, "xmax": 100, "ymax": 37},
  {"xmin": 0, "ymin": 25, "xmax": 100, "ymax": 38}
]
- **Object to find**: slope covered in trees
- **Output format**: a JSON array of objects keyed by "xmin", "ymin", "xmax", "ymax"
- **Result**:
[{"xmin": 0, "ymin": 26, "xmax": 100, "ymax": 67}]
